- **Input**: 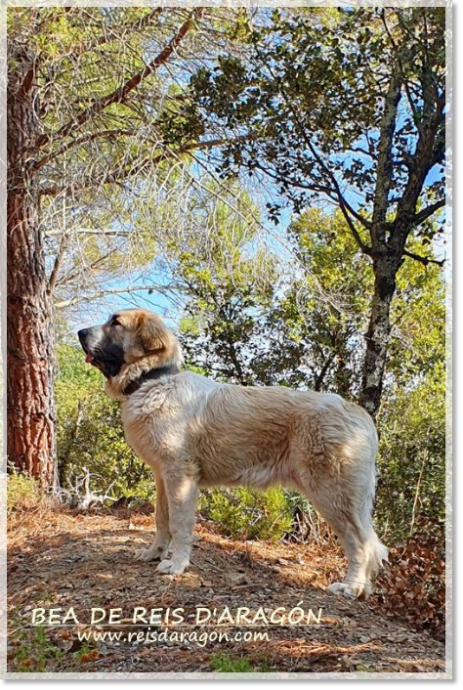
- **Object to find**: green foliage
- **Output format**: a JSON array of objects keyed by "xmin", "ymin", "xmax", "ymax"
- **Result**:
[
  {"xmin": 387, "ymin": 254, "xmax": 445, "ymax": 384},
  {"xmin": 189, "ymin": 6, "xmax": 445, "ymax": 425},
  {"xmin": 55, "ymin": 343, "xmax": 154, "ymax": 501},
  {"xmin": 210, "ymin": 653, "xmax": 271, "ymax": 673},
  {"xmin": 7, "ymin": 472, "xmax": 41, "ymax": 513},
  {"xmin": 12, "ymin": 626, "xmax": 65, "ymax": 672},
  {"xmin": 255, "ymin": 208, "xmax": 372, "ymax": 393},
  {"xmin": 8, "ymin": 7, "xmax": 248, "ymax": 312},
  {"xmin": 191, "ymin": 8, "xmax": 445, "ymax": 231},
  {"xmin": 172, "ymin": 181, "xmax": 276, "ymax": 384},
  {"xmin": 199, "ymin": 487, "xmax": 293, "ymax": 541},
  {"xmin": 210, "ymin": 654, "xmax": 254, "ymax": 673},
  {"xmin": 376, "ymin": 364, "xmax": 446, "ymax": 542}
]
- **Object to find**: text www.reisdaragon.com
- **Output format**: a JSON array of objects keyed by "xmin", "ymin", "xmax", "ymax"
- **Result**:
[{"xmin": 76, "ymin": 627, "xmax": 270, "ymax": 647}]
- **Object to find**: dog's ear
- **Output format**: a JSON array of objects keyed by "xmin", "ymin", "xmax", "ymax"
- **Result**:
[{"xmin": 138, "ymin": 313, "xmax": 166, "ymax": 353}]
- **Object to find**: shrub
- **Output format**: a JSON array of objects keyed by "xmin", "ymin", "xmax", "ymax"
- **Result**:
[
  {"xmin": 376, "ymin": 370, "xmax": 445, "ymax": 543},
  {"xmin": 7, "ymin": 471, "xmax": 41, "ymax": 513},
  {"xmin": 199, "ymin": 487, "xmax": 292, "ymax": 541},
  {"xmin": 282, "ymin": 490, "xmax": 333, "ymax": 544},
  {"xmin": 210, "ymin": 654, "xmax": 254, "ymax": 673},
  {"xmin": 210, "ymin": 653, "xmax": 271, "ymax": 673}
]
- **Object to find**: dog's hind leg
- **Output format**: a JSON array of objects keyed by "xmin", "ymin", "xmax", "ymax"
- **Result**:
[
  {"xmin": 300, "ymin": 468, "xmax": 387, "ymax": 599},
  {"xmin": 157, "ymin": 474, "xmax": 198, "ymax": 576},
  {"xmin": 135, "ymin": 473, "xmax": 171, "ymax": 562},
  {"xmin": 326, "ymin": 530, "xmax": 388, "ymax": 599}
]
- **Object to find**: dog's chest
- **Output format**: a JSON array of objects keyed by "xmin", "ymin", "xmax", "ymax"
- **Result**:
[{"xmin": 120, "ymin": 393, "xmax": 187, "ymax": 468}]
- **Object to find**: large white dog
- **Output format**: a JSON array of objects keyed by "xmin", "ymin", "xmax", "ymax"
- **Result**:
[{"xmin": 78, "ymin": 308, "xmax": 387, "ymax": 598}]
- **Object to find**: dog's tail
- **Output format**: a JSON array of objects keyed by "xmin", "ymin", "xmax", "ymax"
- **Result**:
[
  {"xmin": 354, "ymin": 410, "xmax": 388, "ymax": 581},
  {"xmin": 363, "ymin": 447, "xmax": 388, "ymax": 582},
  {"xmin": 355, "ymin": 480, "xmax": 388, "ymax": 594},
  {"xmin": 364, "ymin": 529, "xmax": 389, "ymax": 582}
]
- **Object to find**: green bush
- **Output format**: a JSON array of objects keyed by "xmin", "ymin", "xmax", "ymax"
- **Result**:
[
  {"xmin": 55, "ymin": 343, "xmax": 155, "ymax": 502},
  {"xmin": 210, "ymin": 653, "xmax": 272, "ymax": 673},
  {"xmin": 7, "ymin": 471, "xmax": 41, "ymax": 513},
  {"xmin": 199, "ymin": 487, "xmax": 292, "ymax": 541},
  {"xmin": 376, "ymin": 365, "xmax": 446, "ymax": 543},
  {"xmin": 211, "ymin": 654, "xmax": 254, "ymax": 673}
]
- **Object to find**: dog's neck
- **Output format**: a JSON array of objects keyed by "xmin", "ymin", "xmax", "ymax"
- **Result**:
[
  {"xmin": 105, "ymin": 351, "xmax": 182, "ymax": 401},
  {"xmin": 121, "ymin": 363, "xmax": 180, "ymax": 396}
]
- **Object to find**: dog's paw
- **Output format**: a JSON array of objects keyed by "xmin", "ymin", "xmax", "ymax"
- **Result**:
[
  {"xmin": 135, "ymin": 547, "xmax": 160, "ymax": 562},
  {"xmin": 135, "ymin": 543, "xmax": 168, "ymax": 562},
  {"xmin": 327, "ymin": 581, "xmax": 370, "ymax": 599},
  {"xmin": 157, "ymin": 558, "xmax": 189, "ymax": 576}
]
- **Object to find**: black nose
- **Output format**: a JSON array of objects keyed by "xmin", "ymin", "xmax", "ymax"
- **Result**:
[{"xmin": 78, "ymin": 328, "xmax": 90, "ymax": 342}]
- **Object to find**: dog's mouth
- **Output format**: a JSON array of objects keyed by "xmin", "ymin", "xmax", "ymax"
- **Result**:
[
  {"xmin": 82, "ymin": 347, "xmax": 106, "ymax": 372},
  {"xmin": 80, "ymin": 344, "xmax": 103, "ymax": 369},
  {"xmin": 80, "ymin": 342, "xmax": 96, "ymax": 365}
]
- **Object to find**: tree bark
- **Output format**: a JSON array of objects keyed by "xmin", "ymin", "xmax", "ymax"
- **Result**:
[
  {"xmin": 359, "ymin": 253, "xmax": 402, "ymax": 419},
  {"xmin": 7, "ymin": 46, "xmax": 57, "ymax": 490}
]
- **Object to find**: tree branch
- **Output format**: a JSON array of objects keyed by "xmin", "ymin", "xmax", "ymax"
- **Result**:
[
  {"xmin": 38, "ymin": 137, "xmax": 240, "ymax": 197},
  {"xmin": 31, "ymin": 129, "xmax": 137, "ymax": 172},
  {"xmin": 402, "ymin": 249, "xmax": 444, "ymax": 267},
  {"xmin": 46, "ymin": 234, "xmax": 68, "ymax": 296},
  {"xmin": 33, "ymin": 8, "xmax": 203, "ymax": 151},
  {"xmin": 54, "ymin": 283, "xmax": 187, "ymax": 309},
  {"xmin": 313, "ymin": 351, "xmax": 337, "ymax": 392},
  {"xmin": 413, "ymin": 198, "xmax": 445, "ymax": 226},
  {"xmin": 250, "ymin": 40, "xmax": 372, "ymax": 254},
  {"xmin": 394, "ymin": 80, "xmax": 445, "ymax": 236},
  {"xmin": 45, "ymin": 228, "xmax": 131, "ymax": 237},
  {"xmin": 303, "ymin": 140, "xmax": 372, "ymax": 253},
  {"xmin": 370, "ymin": 59, "xmax": 402, "ymax": 239},
  {"xmin": 372, "ymin": 12, "xmax": 406, "ymax": 242},
  {"xmin": 56, "ymin": 248, "xmax": 119, "ymax": 288},
  {"xmin": 59, "ymin": 8, "xmax": 163, "ymax": 59}
]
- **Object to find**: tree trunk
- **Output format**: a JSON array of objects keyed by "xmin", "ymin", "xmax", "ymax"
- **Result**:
[
  {"xmin": 359, "ymin": 254, "xmax": 402, "ymax": 420},
  {"xmin": 7, "ymin": 46, "xmax": 57, "ymax": 490}
]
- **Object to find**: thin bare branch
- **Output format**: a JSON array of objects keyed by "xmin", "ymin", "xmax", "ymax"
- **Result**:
[
  {"xmin": 31, "ymin": 129, "xmax": 137, "ymax": 172},
  {"xmin": 54, "ymin": 283, "xmax": 188, "ymax": 309}
]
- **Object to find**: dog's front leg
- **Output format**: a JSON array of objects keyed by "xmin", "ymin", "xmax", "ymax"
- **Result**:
[
  {"xmin": 136, "ymin": 473, "xmax": 171, "ymax": 562},
  {"xmin": 157, "ymin": 474, "xmax": 198, "ymax": 576}
]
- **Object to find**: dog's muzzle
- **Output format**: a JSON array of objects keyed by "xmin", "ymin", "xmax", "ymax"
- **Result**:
[
  {"xmin": 77, "ymin": 325, "xmax": 124, "ymax": 377},
  {"xmin": 78, "ymin": 326, "xmax": 103, "ymax": 364}
]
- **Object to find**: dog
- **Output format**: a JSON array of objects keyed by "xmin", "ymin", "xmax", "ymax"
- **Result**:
[{"xmin": 78, "ymin": 308, "xmax": 387, "ymax": 598}]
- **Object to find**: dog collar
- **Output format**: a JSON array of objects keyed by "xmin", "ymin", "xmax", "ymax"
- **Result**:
[{"xmin": 122, "ymin": 364, "xmax": 180, "ymax": 396}]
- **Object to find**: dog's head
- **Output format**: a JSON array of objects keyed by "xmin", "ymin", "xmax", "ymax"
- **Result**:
[{"xmin": 77, "ymin": 309, "xmax": 181, "ymax": 379}]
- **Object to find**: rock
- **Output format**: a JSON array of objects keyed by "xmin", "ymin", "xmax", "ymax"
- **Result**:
[
  {"xmin": 180, "ymin": 573, "xmax": 202, "ymax": 589},
  {"xmin": 224, "ymin": 571, "xmax": 247, "ymax": 587}
]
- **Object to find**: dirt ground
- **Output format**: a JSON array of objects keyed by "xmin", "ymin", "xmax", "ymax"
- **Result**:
[{"xmin": 7, "ymin": 507, "xmax": 447, "ymax": 676}]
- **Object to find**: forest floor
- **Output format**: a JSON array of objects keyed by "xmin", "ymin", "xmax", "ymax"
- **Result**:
[{"xmin": 7, "ymin": 506, "xmax": 447, "ymax": 677}]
